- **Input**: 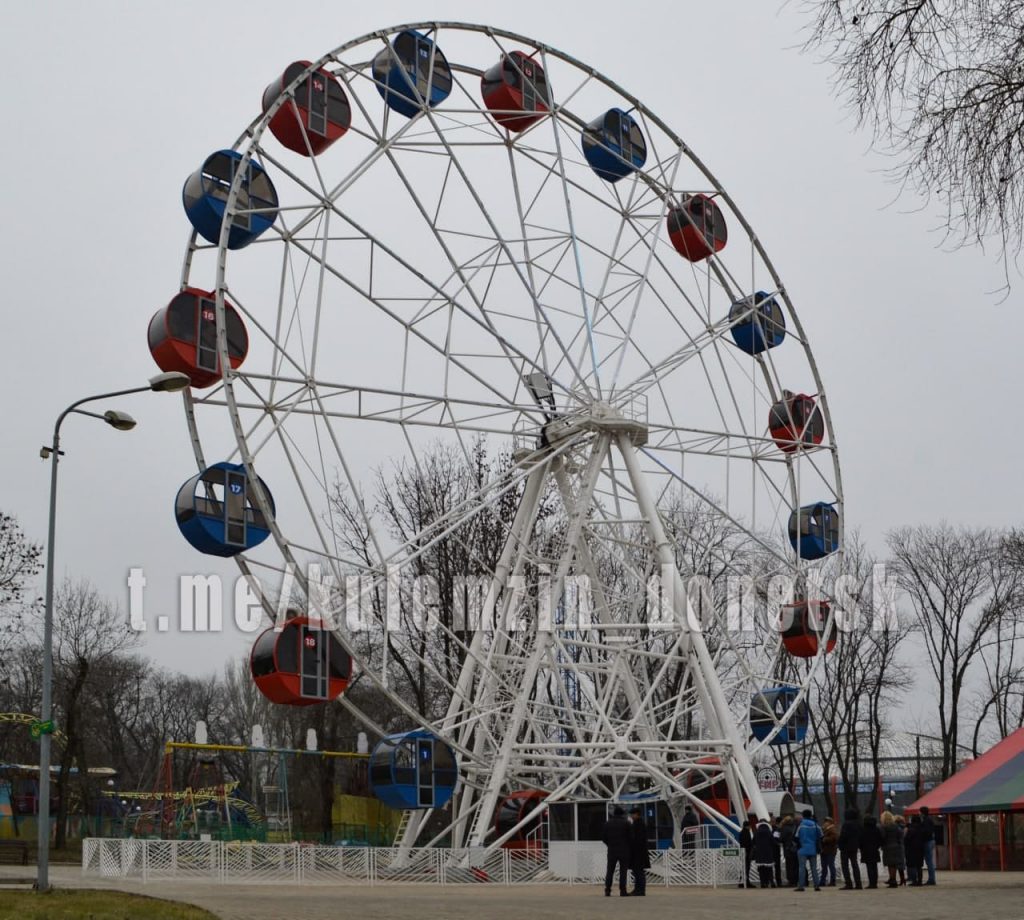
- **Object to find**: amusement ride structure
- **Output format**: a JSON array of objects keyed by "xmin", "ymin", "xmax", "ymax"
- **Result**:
[{"xmin": 150, "ymin": 23, "xmax": 843, "ymax": 853}]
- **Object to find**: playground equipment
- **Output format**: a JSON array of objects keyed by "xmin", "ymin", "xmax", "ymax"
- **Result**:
[
  {"xmin": 161, "ymin": 22, "xmax": 842, "ymax": 853},
  {"xmin": 146, "ymin": 739, "xmax": 370, "ymax": 841},
  {"xmin": 0, "ymin": 712, "xmax": 66, "ymax": 747}
]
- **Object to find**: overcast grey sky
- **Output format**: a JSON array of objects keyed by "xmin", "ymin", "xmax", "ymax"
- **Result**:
[{"xmin": 0, "ymin": 0, "xmax": 1015, "ymax": 683}]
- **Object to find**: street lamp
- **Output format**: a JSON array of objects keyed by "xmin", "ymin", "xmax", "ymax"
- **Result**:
[{"xmin": 36, "ymin": 371, "xmax": 189, "ymax": 891}]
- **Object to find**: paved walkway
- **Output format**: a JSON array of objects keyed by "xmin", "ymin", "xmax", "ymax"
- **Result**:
[{"xmin": 2, "ymin": 866, "xmax": 1022, "ymax": 920}]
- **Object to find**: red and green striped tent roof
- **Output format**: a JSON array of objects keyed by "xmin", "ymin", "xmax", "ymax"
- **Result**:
[{"xmin": 907, "ymin": 727, "xmax": 1024, "ymax": 815}]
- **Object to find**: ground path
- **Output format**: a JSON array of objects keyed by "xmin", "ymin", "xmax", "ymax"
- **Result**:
[{"xmin": 1, "ymin": 865, "xmax": 1021, "ymax": 920}]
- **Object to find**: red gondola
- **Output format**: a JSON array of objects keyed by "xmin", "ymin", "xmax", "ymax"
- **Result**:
[
  {"xmin": 667, "ymin": 194, "xmax": 727, "ymax": 262},
  {"xmin": 768, "ymin": 391, "xmax": 824, "ymax": 453},
  {"xmin": 250, "ymin": 615, "xmax": 351, "ymax": 706},
  {"xmin": 261, "ymin": 61, "xmax": 352, "ymax": 156},
  {"xmin": 779, "ymin": 599, "xmax": 837, "ymax": 658},
  {"xmin": 685, "ymin": 756, "xmax": 743, "ymax": 818},
  {"xmin": 148, "ymin": 288, "xmax": 248, "ymax": 389},
  {"xmin": 495, "ymin": 790, "xmax": 548, "ymax": 849},
  {"xmin": 481, "ymin": 51, "xmax": 551, "ymax": 133}
]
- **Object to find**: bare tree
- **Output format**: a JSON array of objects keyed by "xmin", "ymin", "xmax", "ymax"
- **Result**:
[
  {"xmin": 860, "ymin": 616, "xmax": 915, "ymax": 802},
  {"xmin": 329, "ymin": 438, "xmax": 543, "ymax": 720},
  {"xmin": 779, "ymin": 535, "xmax": 912, "ymax": 812},
  {"xmin": 887, "ymin": 523, "xmax": 1015, "ymax": 778},
  {"xmin": 799, "ymin": 1, "xmax": 1024, "ymax": 276},
  {"xmin": 0, "ymin": 511, "xmax": 42, "ymax": 660},
  {"xmin": 38, "ymin": 579, "xmax": 138, "ymax": 848},
  {"xmin": 661, "ymin": 490, "xmax": 761, "ymax": 740},
  {"xmin": 970, "ymin": 529, "xmax": 1024, "ymax": 750}
]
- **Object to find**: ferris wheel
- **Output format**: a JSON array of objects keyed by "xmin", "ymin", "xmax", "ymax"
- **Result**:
[{"xmin": 150, "ymin": 23, "xmax": 843, "ymax": 850}]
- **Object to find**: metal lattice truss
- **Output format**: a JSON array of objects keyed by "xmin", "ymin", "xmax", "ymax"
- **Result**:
[{"xmin": 176, "ymin": 24, "xmax": 843, "ymax": 851}]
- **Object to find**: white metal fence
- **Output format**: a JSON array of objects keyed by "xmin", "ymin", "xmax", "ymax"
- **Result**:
[{"xmin": 82, "ymin": 838, "xmax": 743, "ymax": 887}]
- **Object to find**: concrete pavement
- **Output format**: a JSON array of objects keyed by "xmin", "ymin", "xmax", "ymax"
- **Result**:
[{"xmin": 1, "ymin": 864, "xmax": 1021, "ymax": 920}]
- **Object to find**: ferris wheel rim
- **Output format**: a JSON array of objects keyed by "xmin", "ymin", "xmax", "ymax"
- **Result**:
[{"xmin": 173, "ymin": 21, "xmax": 845, "ymax": 792}]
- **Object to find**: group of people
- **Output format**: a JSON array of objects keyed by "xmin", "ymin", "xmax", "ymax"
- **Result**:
[
  {"xmin": 739, "ymin": 805, "xmax": 939, "ymax": 891},
  {"xmin": 601, "ymin": 801, "xmax": 940, "ymax": 896},
  {"xmin": 601, "ymin": 806, "xmax": 652, "ymax": 897}
]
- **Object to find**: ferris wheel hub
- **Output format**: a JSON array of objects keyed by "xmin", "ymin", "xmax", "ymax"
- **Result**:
[{"xmin": 543, "ymin": 395, "xmax": 649, "ymax": 449}]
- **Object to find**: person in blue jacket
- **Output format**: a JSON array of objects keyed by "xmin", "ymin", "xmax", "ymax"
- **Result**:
[{"xmin": 795, "ymin": 809, "xmax": 823, "ymax": 891}]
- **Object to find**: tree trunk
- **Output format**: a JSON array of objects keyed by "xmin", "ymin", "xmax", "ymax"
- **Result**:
[{"xmin": 55, "ymin": 656, "xmax": 89, "ymax": 849}]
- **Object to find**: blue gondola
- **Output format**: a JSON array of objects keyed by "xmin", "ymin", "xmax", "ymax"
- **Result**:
[
  {"xmin": 175, "ymin": 462, "xmax": 275, "ymax": 557},
  {"xmin": 729, "ymin": 291, "xmax": 786, "ymax": 355},
  {"xmin": 750, "ymin": 686, "xmax": 809, "ymax": 745},
  {"xmin": 182, "ymin": 150, "xmax": 278, "ymax": 250},
  {"xmin": 581, "ymin": 108, "xmax": 647, "ymax": 182},
  {"xmin": 788, "ymin": 502, "xmax": 841, "ymax": 560},
  {"xmin": 371, "ymin": 30, "xmax": 452, "ymax": 119},
  {"xmin": 369, "ymin": 730, "xmax": 458, "ymax": 810}
]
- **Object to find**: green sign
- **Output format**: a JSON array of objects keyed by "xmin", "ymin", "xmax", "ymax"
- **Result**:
[
  {"xmin": 30, "ymin": 720, "xmax": 56, "ymax": 739},
  {"xmin": 720, "ymin": 847, "xmax": 740, "ymax": 857}
]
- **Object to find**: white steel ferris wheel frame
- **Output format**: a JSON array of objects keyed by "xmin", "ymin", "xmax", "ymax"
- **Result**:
[{"xmin": 176, "ymin": 22, "xmax": 843, "ymax": 851}]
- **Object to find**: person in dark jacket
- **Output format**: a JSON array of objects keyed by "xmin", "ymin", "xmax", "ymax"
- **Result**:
[
  {"xmin": 628, "ymin": 808, "xmax": 650, "ymax": 896},
  {"xmin": 880, "ymin": 811, "xmax": 905, "ymax": 887},
  {"xmin": 681, "ymin": 805, "xmax": 700, "ymax": 850},
  {"xmin": 904, "ymin": 814, "xmax": 925, "ymax": 886},
  {"xmin": 860, "ymin": 815, "xmax": 884, "ymax": 889},
  {"xmin": 895, "ymin": 815, "xmax": 908, "ymax": 885},
  {"xmin": 602, "ymin": 806, "xmax": 631, "ymax": 896},
  {"xmin": 837, "ymin": 807, "xmax": 863, "ymax": 889},
  {"xmin": 770, "ymin": 815, "xmax": 783, "ymax": 887},
  {"xmin": 920, "ymin": 806, "xmax": 937, "ymax": 885},
  {"xmin": 779, "ymin": 815, "xmax": 799, "ymax": 887},
  {"xmin": 752, "ymin": 818, "xmax": 776, "ymax": 888},
  {"xmin": 738, "ymin": 814, "xmax": 756, "ymax": 888}
]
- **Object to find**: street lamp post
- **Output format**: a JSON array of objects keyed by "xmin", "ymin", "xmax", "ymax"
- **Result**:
[{"xmin": 36, "ymin": 371, "xmax": 189, "ymax": 891}]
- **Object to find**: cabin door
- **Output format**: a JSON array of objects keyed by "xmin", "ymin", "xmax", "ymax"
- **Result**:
[
  {"xmin": 618, "ymin": 116, "xmax": 633, "ymax": 164},
  {"xmin": 300, "ymin": 624, "xmax": 328, "ymax": 699},
  {"xmin": 417, "ymin": 738, "xmax": 434, "ymax": 807},
  {"xmin": 307, "ymin": 74, "xmax": 328, "ymax": 136},
  {"xmin": 224, "ymin": 470, "xmax": 247, "ymax": 546},
  {"xmin": 231, "ymin": 161, "xmax": 252, "ymax": 232},
  {"xmin": 521, "ymin": 59, "xmax": 537, "ymax": 112},
  {"xmin": 414, "ymin": 37, "xmax": 432, "ymax": 98},
  {"xmin": 197, "ymin": 298, "xmax": 218, "ymax": 373}
]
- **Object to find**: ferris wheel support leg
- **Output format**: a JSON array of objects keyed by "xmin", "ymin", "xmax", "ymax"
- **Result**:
[
  {"xmin": 442, "ymin": 458, "xmax": 550, "ymax": 850},
  {"xmin": 444, "ymin": 458, "xmax": 549, "ymax": 733},
  {"xmin": 722, "ymin": 761, "xmax": 750, "ymax": 827},
  {"xmin": 551, "ymin": 465, "xmax": 660, "ymax": 754},
  {"xmin": 615, "ymin": 434, "xmax": 769, "ymax": 823},
  {"xmin": 466, "ymin": 436, "xmax": 611, "ymax": 848}
]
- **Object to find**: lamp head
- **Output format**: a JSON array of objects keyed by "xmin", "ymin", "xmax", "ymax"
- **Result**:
[
  {"xmin": 103, "ymin": 410, "xmax": 137, "ymax": 431},
  {"xmin": 148, "ymin": 371, "xmax": 191, "ymax": 393}
]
